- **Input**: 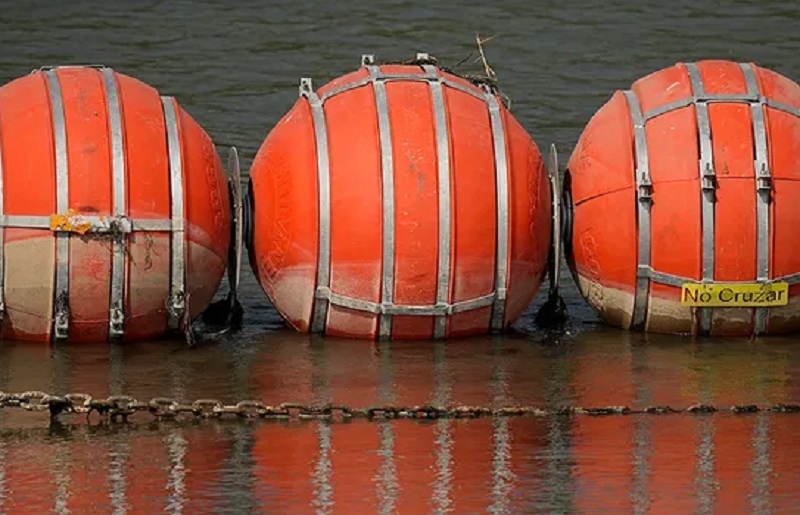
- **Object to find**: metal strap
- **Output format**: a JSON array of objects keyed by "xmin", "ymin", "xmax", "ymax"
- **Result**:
[
  {"xmin": 644, "ymin": 97, "xmax": 695, "ymax": 120},
  {"xmin": 317, "ymin": 287, "xmax": 495, "ymax": 316},
  {"xmin": 320, "ymin": 74, "xmax": 485, "ymax": 104},
  {"xmin": 367, "ymin": 65, "xmax": 397, "ymax": 339},
  {"xmin": 303, "ymin": 78, "xmax": 333, "ymax": 335},
  {"xmin": 640, "ymin": 265, "xmax": 800, "ymax": 288},
  {"xmin": 645, "ymin": 94, "xmax": 761, "ymax": 121},
  {"xmin": 740, "ymin": 63, "xmax": 772, "ymax": 334},
  {"xmin": 483, "ymin": 87, "xmax": 509, "ymax": 332},
  {"xmin": 624, "ymin": 91, "xmax": 653, "ymax": 331},
  {"xmin": 45, "ymin": 69, "xmax": 70, "ymax": 340},
  {"xmin": 764, "ymin": 99, "xmax": 800, "ymax": 118},
  {"xmin": 161, "ymin": 97, "xmax": 186, "ymax": 330},
  {"xmin": 101, "ymin": 68, "xmax": 127, "ymax": 338},
  {"xmin": 686, "ymin": 63, "xmax": 716, "ymax": 334},
  {"xmin": 423, "ymin": 65, "xmax": 452, "ymax": 338},
  {"xmin": 0, "ymin": 215, "xmax": 172, "ymax": 231},
  {"xmin": 638, "ymin": 266, "xmax": 693, "ymax": 288},
  {"xmin": 777, "ymin": 272, "xmax": 800, "ymax": 285}
]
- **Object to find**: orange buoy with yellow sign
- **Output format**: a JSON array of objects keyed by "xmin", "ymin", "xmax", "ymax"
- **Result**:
[
  {"xmin": 248, "ymin": 53, "xmax": 551, "ymax": 340},
  {"xmin": 566, "ymin": 59, "xmax": 800, "ymax": 335},
  {"xmin": 0, "ymin": 65, "xmax": 231, "ymax": 342}
]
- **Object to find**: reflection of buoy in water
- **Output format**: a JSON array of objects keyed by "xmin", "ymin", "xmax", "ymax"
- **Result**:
[
  {"xmin": 249, "ymin": 53, "xmax": 551, "ymax": 339},
  {"xmin": 0, "ymin": 65, "xmax": 230, "ymax": 342},
  {"xmin": 566, "ymin": 60, "xmax": 800, "ymax": 335}
]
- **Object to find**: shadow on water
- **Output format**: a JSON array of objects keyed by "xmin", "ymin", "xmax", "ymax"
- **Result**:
[{"xmin": 0, "ymin": 327, "xmax": 798, "ymax": 512}]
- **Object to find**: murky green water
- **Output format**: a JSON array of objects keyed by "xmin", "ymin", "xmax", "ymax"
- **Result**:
[{"xmin": 0, "ymin": 0, "xmax": 799, "ymax": 512}]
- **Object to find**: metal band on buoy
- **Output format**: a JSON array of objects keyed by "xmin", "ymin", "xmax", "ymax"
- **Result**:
[
  {"xmin": 300, "ymin": 78, "xmax": 332, "ymax": 335},
  {"xmin": 685, "ymin": 63, "xmax": 717, "ymax": 335},
  {"xmin": 304, "ymin": 54, "xmax": 513, "ymax": 338},
  {"xmin": 101, "ymin": 68, "xmax": 127, "ymax": 339},
  {"xmin": 44, "ymin": 69, "xmax": 71, "ymax": 340},
  {"xmin": 365, "ymin": 61, "xmax": 398, "ymax": 340},
  {"xmin": 623, "ymin": 90, "xmax": 652, "ymax": 332},
  {"xmin": 482, "ymin": 86, "xmax": 510, "ymax": 333},
  {"xmin": 421, "ymin": 63, "xmax": 453, "ymax": 339},
  {"xmin": 161, "ymin": 97, "xmax": 187, "ymax": 331},
  {"xmin": 741, "ymin": 63, "xmax": 772, "ymax": 335}
]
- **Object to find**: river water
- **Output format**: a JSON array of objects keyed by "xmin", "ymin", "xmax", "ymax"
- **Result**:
[{"xmin": 0, "ymin": 0, "xmax": 799, "ymax": 512}]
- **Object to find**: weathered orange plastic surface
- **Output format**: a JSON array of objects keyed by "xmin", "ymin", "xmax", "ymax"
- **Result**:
[
  {"xmin": 504, "ymin": 109, "xmax": 551, "ymax": 324},
  {"xmin": 179, "ymin": 105, "xmax": 230, "ymax": 318},
  {"xmin": 0, "ymin": 73, "xmax": 56, "ymax": 341},
  {"xmin": 386, "ymin": 80, "xmax": 437, "ymax": 338},
  {"xmin": 61, "ymin": 68, "xmax": 114, "ymax": 343},
  {"xmin": 326, "ymin": 79, "xmax": 382, "ymax": 338},
  {"xmin": 568, "ymin": 60, "xmax": 800, "ymax": 335},
  {"xmin": 569, "ymin": 91, "xmax": 637, "ymax": 303},
  {"xmin": 250, "ymin": 64, "xmax": 549, "ymax": 339},
  {"xmin": 445, "ymin": 85, "xmax": 496, "ymax": 337},
  {"xmin": 0, "ymin": 67, "xmax": 229, "ymax": 342},
  {"xmin": 117, "ymin": 73, "xmax": 172, "ymax": 341}
]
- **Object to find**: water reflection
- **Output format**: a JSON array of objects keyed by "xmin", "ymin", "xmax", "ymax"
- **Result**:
[{"xmin": 0, "ymin": 329, "xmax": 797, "ymax": 511}]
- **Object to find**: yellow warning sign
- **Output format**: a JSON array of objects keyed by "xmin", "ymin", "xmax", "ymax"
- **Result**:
[{"xmin": 681, "ymin": 283, "xmax": 789, "ymax": 307}]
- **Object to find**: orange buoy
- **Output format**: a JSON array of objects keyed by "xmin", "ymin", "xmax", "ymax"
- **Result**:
[
  {"xmin": 566, "ymin": 60, "xmax": 800, "ymax": 335},
  {"xmin": 249, "ymin": 53, "xmax": 551, "ymax": 339},
  {"xmin": 0, "ymin": 65, "xmax": 230, "ymax": 342}
]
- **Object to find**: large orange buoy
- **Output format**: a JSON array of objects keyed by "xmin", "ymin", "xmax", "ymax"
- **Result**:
[
  {"xmin": 566, "ymin": 60, "xmax": 800, "ymax": 336},
  {"xmin": 0, "ymin": 65, "xmax": 230, "ymax": 342},
  {"xmin": 249, "ymin": 53, "xmax": 551, "ymax": 339}
]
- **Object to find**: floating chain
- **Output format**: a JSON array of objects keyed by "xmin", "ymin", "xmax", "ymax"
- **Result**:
[{"xmin": 0, "ymin": 391, "xmax": 799, "ymax": 425}]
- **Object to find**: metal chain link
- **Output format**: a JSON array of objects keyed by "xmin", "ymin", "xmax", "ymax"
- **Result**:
[{"xmin": 0, "ymin": 391, "xmax": 799, "ymax": 425}]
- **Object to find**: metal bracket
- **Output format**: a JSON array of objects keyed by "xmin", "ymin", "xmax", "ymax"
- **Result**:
[
  {"xmin": 361, "ymin": 54, "xmax": 375, "ymax": 66},
  {"xmin": 548, "ymin": 144, "xmax": 562, "ymax": 298},
  {"xmin": 299, "ymin": 78, "xmax": 313, "ymax": 98},
  {"xmin": 53, "ymin": 293, "xmax": 70, "ymax": 340},
  {"xmin": 167, "ymin": 291, "xmax": 186, "ymax": 324},
  {"xmin": 228, "ymin": 147, "xmax": 243, "ymax": 295},
  {"xmin": 32, "ymin": 64, "xmax": 107, "ymax": 74},
  {"xmin": 109, "ymin": 304, "xmax": 124, "ymax": 338},
  {"xmin": 637, "ymin": 174, "xmax": 653, "ymax": 202},
  {"xmin": 701, "ymin": 163, "xmax": 716, "ymax": 192},
  {"xmin": 756, "ymin": 163, "xmax": 771, "ymax": 193}
]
